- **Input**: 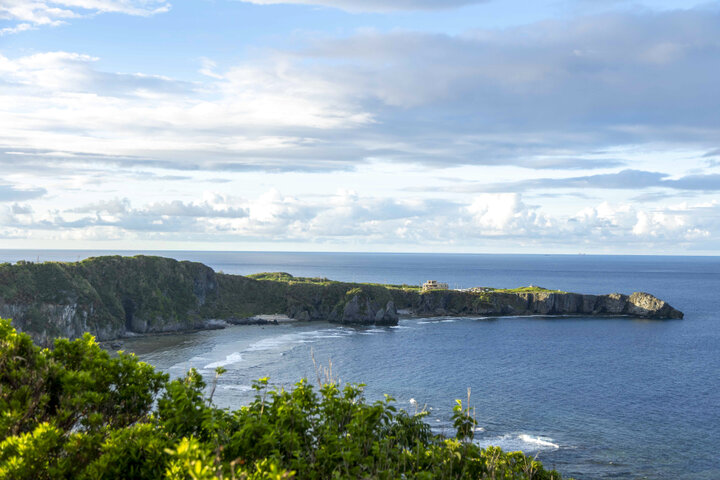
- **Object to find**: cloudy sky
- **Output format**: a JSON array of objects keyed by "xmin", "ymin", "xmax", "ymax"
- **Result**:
[{"xmin": 1, "ymin": 0, "xmax": 718, "ymax": 253}]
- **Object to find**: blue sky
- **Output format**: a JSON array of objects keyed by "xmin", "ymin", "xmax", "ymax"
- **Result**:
[{"xmin": 1, "ymin": 0, "xmax": 719, "ymax": 254}]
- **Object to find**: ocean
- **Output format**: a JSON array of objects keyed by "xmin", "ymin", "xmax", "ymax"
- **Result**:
[{"xmin": 2, "ymin": 250, "xmax": 718, "ymax": 479}]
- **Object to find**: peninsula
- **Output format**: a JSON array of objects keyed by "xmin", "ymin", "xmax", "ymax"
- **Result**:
[{"xmin": 0, "ymin": 255, "xmax": 683, "ymax": 346}]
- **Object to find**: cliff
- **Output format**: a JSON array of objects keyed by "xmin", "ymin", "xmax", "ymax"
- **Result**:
[
  {"xmin": 0, "ymin": 256, "xmax": 219, "ymax": 345},
  {"xmin": 0, "ymin": 256, "xmax": 683, "ymax": 346},
  {"xmin": 410, "ymin": 289, "xmax": 684, "ymax": 319}
]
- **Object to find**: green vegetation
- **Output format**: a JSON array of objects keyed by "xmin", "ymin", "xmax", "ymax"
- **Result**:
[
  {"xmin": 74, "ymin": 255, "xmax": 219, "ymax": 329},
  {"xmin": 248, "ymin": 273, "xmax": 332, "ymax": 285},
  {"xmin": 213, "ymin": 272, "xmax": 414, "ymax": 322},
  {"xmin": 6, "ymin": 255, "xmax": 674, "ymax": 346},
  {"xmin": 0, "ymin": 256, "xmax": 221, "ymax": 344},
  {"xmin": 0, "ymin": 318, "xmax": 566, "ymax": 479},
  {"xmin": 248, "ymin": 272, "xmax": 420, "ymax": 292},
  {"xmin": 0, "ymin": 261, "xmax": 118, "ymax": 340},
  {"xmin": 494, "ymin": 286, "xmax": 566, "ymax": 294},
  {"xmin": 0, "ymin": 258, "xmax": 418, "ymax": 343}
]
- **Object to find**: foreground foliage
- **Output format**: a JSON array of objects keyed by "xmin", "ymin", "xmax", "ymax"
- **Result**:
[{"xmin": 0, "ymin": 318, "xmax": 564, "ymax": 479}]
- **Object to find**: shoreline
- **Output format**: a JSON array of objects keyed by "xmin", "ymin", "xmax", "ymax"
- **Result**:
[
  {"xmin": 1, "ymin": 254, "xmax": 684, "ymax": 347},
  {"xmin": 100, "ymin": 311, "xmax": 681, "ymax": 352}
]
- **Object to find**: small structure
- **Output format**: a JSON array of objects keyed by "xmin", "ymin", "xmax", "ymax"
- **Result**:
[
  {"xmin": 422, "ymin": 280, "xmax": 449, "ymax": 292},
  {"xmin": 468, "ymin": 286, "xmax": 494, "ymax": 293}
]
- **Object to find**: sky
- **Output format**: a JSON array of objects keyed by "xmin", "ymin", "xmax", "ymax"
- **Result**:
[{"xmin": 0, "ymin": 0, "xmax": 719, "ymax": 254}]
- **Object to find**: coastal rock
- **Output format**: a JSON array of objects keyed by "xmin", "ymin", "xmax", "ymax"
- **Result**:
[
  {"xmin": 1, "ymin": 302, "xmax": 121, "ymax": 346},
  {"xmin": 227, "ymin": 316, "xmax": 279, "ymax": 326},
  {"xmin": 582, "ymin": 294, "xmax": 599, "ymax": 313},
  {"xmin": 523, "ymin": 292, "xmax": 554, "ymax": 314},
  {"xmin": 408, "ymin": 289, "xmax": 682, "ymax": 320},
  {"xmin": 0, "ymin": 255, "xmax": 682, "ymax": 346},
  {"xmin": 376, "ymin": 301, "xmax": 399, "ymax": 325},
  {"xmin": 341, "ymin": 295, "xmax": 376, "ymax": 325},
  {"xmin": 553, "ymin": 293, "xmax": 584, "ymax": 314},
  {"xmin": 626, "ymin": 292, "xmax": 684, "ymax": 319},
  {"xmin": 594, "ymin": 293, "xmax": 628, "ymax": 315}
]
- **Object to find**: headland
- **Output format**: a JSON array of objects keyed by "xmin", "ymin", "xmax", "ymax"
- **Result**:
[{"xmin": 0, "ymin": 255, "xmax": 683, "ymax": 346}]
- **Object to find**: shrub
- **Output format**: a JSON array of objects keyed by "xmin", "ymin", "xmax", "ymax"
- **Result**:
[{"xmin": 0, "ymin": 318, "xmax": 566, "ymax": 479}]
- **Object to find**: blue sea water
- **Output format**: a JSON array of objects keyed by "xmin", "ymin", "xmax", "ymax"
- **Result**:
[{"xmin": 2, "ymin": 250, "xmax": 719, "ymax": 479}]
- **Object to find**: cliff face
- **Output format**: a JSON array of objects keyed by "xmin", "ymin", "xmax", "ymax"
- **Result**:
[
  {"xmin": 74, "ymin": 255, "xmax": 219, "ymax": 333},
  {"xmin": 210, "ymin": 278, "xmax": 398, "ymax": 325},
  {"xmin": 0, "ymin": 256, "xmax": 683, "ymax": 346},
  {"xmin": 0, "ymin": 258, "xmax": 404, "ymax": 345},
  {"xmin": 0, "ymin": 256, "xmax": 220, "ymax": 345},
  {"xmin": 411, "ymin": 290, "xmax": 684, "ymax": 319}
]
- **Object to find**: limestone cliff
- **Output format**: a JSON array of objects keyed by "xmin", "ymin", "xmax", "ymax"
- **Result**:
[
  {"xmin": 410, "ymin": 290, "xmax": 683, "ymax": 319},
  {"xmin": 0, "ymin": 256, "xmax": 683, "ymax": 346},
  {"xmin": 337, "ymin": 294, "xmax": 398, "ymax": 325},
  {"xmin": 0, "ymin": 256, "xmax": 219, "ymax": 345}
]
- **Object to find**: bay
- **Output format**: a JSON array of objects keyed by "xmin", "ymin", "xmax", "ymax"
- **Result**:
[{"xmin": 2, "ymin": 250, "xmax": 718, "ymax": 479}]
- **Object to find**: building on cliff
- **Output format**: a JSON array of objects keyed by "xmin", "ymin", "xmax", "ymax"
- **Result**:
[
  {"xmin": 422, "ymin": 280, "xmax": 449, "ymax": 292},
  {"xmin": 468, "ymin": 286, "xmax": 494, "ymax": 293}
]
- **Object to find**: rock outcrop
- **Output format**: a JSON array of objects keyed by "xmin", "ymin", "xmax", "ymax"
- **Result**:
[
  {"xmin": 0, "ymin": 255, "xmax": 683, "ymax": 346},
  {"xmin": 0, "ymin": 256, "xmax": 220, "ymax": 345},
  {"xmin": 410, "ymin": 290, "xmax": 683, "ymax": 319},
  {"xmin": 338, "ymin": 296, "xmax": 398, "ymax": 325}
]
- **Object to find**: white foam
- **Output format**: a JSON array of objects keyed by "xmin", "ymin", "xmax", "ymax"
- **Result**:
[
  {"xmin": 245, "ymin": 328, "xmax": 355, "ymax": 352},
  {"xmin": 246, "ymin": 335, "xmax": 299, "ymax": 352},
  {"xmin": 518, "ymin": 434, "xmax": 559, "ymax": 449},
  {"xmin": 204, "ymin": 352, "xmax": 243, "ymax": 369},
  {"xmin": 475, "ymin": 433, "xmax": 559, "ymax": 452},
  {"xmin": 223, "ymin": 384, "xmax": 253, "ymax": 392}
]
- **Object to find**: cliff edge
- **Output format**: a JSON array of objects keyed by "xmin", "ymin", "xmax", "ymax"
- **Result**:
[
  {"xmin": 410, "ymin": 289, "xmax": 683, "ymax": 319},
  {"xmin": 0, "ymin": 256, "xmax": 683, "ymax": 346}
]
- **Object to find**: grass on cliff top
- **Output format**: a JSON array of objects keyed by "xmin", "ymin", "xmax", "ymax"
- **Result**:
[
  {"xmin": 0, "ymin": 261, "xmax": 101, "ymax": 305},
  {"xmin": 493, "ymin": 286, "xmax": 567, "ymax": 294},
  {"xmin": 248, "ymin": 272, "xmax": 421, "ymax": 291},
  {"xmin": 248, "ymin": 273, "xmax": 569, "ymax": 295}
]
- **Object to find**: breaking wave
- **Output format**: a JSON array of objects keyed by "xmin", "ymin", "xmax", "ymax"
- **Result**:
[
  {"xmin": 475, "ymin": 433, "xmax": 560, "ymax": 452},
  {"xmin": 204, "ymin": 352, "xmax": 243, "ymax": 369}
]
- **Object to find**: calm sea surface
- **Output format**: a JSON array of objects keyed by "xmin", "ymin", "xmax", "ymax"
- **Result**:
[{"xmin": 2, "ymin": 250, "xmax": 719, "ymax": 479}]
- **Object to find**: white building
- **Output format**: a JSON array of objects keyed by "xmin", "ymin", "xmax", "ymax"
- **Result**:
[{"xmin": 422, "ymin": 280, "xmax": 449, "ymax": 292}]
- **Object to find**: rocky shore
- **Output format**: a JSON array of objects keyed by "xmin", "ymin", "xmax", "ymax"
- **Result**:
[
  {"xmin": 410, "ymin": 290, "xmax": 684, "ymax": 319},
  {"xmin": 0, "ymin": 255, "xmax": 683, "ymax": 346}
]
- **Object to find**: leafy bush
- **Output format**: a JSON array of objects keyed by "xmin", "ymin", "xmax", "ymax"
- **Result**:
[{"xmin": 0, "ymin": 318, "xmax": 566, "ymax": 479}]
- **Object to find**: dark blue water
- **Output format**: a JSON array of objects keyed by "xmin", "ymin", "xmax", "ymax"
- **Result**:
[{"xmin": 2, "ymin": 250, "xmax": 718, "ymax": 479}]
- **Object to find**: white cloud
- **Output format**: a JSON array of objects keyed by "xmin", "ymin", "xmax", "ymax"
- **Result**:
[
  {"xmin": 5, "ymin": 7, "xmax": 720, "ymax": 176},
  {"xmin": 572, "ymin": 201, "xmax": 712, "ymax": 242},
  {"xmin": 0, "ymin": 0, "xmax": 170, "ymax": 34},
  {"xmin": 0, "ymin": 21, "xmax": 32, "ymax": 35},
  {"xmin": 3, "ymin": 5, "xmax": 720, "ymax": 181},
  {"xmin": 236, "ymin": 0, "xmax": 485, "ymax": 13},
  {"xmin": 2, "ymin": 5, "xmax": 720, "ymax": 252},
  {"xmin": 0, "ymin": 51, "xmax": 373, "ymax": 173},
  {"xmin": 0, "ymin": 183, "xmax": 47, "ymax": 202},
  {"xmin": 1, "ymin": 188, "xmax": 718, "ymax": 251},
  {"xmin": 466, "ymin": 193, "xmax": 548, "ymax": 235}
]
